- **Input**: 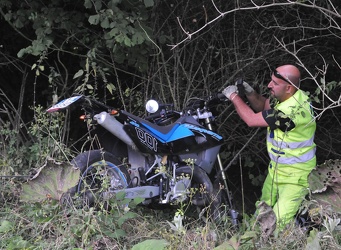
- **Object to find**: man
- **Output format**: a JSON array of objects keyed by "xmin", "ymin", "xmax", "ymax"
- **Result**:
[{"xmin": 223, "ymin": 65, "xmax": 316, "ymax": 230}]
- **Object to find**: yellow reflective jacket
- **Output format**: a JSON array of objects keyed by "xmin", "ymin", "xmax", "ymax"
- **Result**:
[{"xmin": 266, "ymin": 90, "xmax": 316, "ymax": 178}]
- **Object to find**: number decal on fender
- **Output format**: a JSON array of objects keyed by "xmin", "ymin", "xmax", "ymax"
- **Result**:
[{"xmin": 135, "ymin": 127, "xmax": 158, "ymax": 152}]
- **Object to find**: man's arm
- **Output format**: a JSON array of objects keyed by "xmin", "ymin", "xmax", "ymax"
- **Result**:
[
  {"xmin": 230, "ymin": 93, "xmax": 269, "ymax": 127},
  {"xmin": 236, "ymin": 80, "xmax": 270, "ymax": 112},
  {"xmin": 245, "ymin": 91, "xmax": 270, "ymax": 112}
]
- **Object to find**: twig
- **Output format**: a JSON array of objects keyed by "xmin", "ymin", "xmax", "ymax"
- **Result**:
[
  {"xmin": 218, "ymin": 127, "xmax": 260, "ymax": 175},
  {"xmin": 169, "ymin": 1, "xmax": 341, "ymax": 50}
]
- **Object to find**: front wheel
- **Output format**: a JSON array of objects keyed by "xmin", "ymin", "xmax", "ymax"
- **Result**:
[{"xmin": 68, "ymin": 150, "xmax": 131, "ymax": 208}]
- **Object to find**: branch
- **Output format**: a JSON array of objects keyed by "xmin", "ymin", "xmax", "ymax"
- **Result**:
[
  {"xmin": 275, "ymin": 37, "xmax": 341, "ymax": 120},
  {"xmin": 0, "ymin": 8, "xmax": 32, "ymax": 43},
  {"xmin": 169, "ymin": 0, "xmax": 341, "ymax": 50}
]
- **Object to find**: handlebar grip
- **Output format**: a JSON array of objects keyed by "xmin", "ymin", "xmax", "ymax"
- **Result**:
[
  {"xmin": 145, "ymin": 110, "xmax": 179, "ymax": 121},
  {"xmin": 145, "ymin": 113, "xmax": 163, "ymax": 120},
  {"xmin": 217, "ymin": 93, "xmax": 228, "ymax": 101},
  {"xmin": 236, "ymin": 78, "xmax": 245, "ymax": 97}
]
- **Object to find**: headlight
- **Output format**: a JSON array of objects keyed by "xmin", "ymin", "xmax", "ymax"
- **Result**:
[{"xmin": 145, "ymin": 99, "xmax": 159, "ymax": 113}]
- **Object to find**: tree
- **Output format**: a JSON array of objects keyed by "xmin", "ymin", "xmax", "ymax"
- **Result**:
[
  {"xmin": 0, "ymin": 0, "xmax": 158, "ymax": 113},
  {"xmin": 0, "ymin": 0, "xmax": 340, "ymax": 183}
]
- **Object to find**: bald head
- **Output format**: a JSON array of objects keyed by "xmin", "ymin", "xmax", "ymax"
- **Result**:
[{"xmin": 276, "ymin": 65, "xmax": 301, "ymax": 88}]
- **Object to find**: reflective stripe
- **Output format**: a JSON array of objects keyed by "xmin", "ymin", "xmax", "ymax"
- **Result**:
[
  {"xmin": 267, "ymin": 133, "xmax": 315, "ymax": 149},
  {"xmin": 266, "ymin": 90, "xmax": 316, "ymax": 166},
  {"xmin": 268, "ymin": 147, "xmax": 316, "ymax": 164}
]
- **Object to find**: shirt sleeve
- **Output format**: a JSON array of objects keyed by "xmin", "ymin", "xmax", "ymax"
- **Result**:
[{"xmin": 262, "ymin": 109, "xmax": 296, "ymax": 132}]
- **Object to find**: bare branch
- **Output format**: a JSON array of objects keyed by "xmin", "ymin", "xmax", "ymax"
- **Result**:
[
  {"xmin": 275, "ymin": 36, "xmax": 341, "ymax": 119},
  {"xmin": 170, "ymin": 1, "xmax": 341, "ymax": 49}
]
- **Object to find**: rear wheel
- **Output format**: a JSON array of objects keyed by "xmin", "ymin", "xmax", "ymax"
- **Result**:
[{"xmin": 68, "ymin": 150, "xmax": 130, "ymax": 208}]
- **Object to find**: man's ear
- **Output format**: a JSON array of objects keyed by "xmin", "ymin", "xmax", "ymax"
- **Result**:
[{"xmin": 285, "ymin": 84, "xmax": 292, "ymax": 94}]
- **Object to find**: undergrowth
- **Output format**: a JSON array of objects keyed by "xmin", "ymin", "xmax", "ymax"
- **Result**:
[
  {"xmin": 0, "ymin": 178, "xmax": 340, "ymax": 250},
  {"xmin": 0, "ymin": 99, "xmax": 340, "ymax": 250}
]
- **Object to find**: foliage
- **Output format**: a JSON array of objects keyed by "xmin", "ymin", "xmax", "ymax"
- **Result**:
[
  {"xmin": 0, "ymin": 121, "xmax": 27, "ymax": 175},
  {"xmin": 29, "ymin": 105, "xmax": 74, "ymax": 162},
  {"xmin": 21, "ymin": 159, "xmax": 80, "ymax": 202},
  {"xmin": 0, "ymin": 0, "xmax": 160, "ymax": 116},
  {"xmin": 0, "ymin": 103, "xmax": 70, "ymax": 175},
  {"xmin": 309, "ymin": 159, "xmax": 341, "ymax": 194},
  {"xmin": 3, "ymin": 156, "xmax": 340, "ymax": 249},
  {"xmin": 308, "ymin": 159, "xmax": 341, "ymax": 214},
  {"xmin": 3, "ymin": 0, "xmax": 155, "ymax": 71},
  {"xmin": 1, "ymin": 0, "xmax": 341, "ymax": 170},
  {"xmin": 1, "ymin": 173, "xmax": 340, "ymax": 250},
  {"xmin": 1, "ymin": 180, "xmax": 144, "ymax": 249},
  {"xmin": 131, "ymin": 239, "xmax": 169, "ymax": 250},
  {"xmin": 1, "ymin": 1, "xmax": 341, "ymax": 249}
]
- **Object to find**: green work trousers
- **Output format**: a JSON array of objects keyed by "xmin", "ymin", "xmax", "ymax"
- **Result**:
[{"xmin": 258, "ymin": 168, "xmax": 309, "ymax": 230}]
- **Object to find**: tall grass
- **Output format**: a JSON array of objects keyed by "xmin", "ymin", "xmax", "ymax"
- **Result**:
[
  {"xmin": 1, "ymin": 175, "xmax": 340, "ymax": 250},
  {"xmin": 0, "ymin": 93, "xmax": 340, "ymax": 250}
]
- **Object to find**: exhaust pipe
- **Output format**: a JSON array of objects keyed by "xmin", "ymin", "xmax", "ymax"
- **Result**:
[{"xmin": 94, "ymin": 112, "xmax": 137, "ymax": 150}]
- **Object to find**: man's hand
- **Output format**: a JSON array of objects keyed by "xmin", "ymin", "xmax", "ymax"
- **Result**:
[
  {"xmin": 236, "ymin": 80, "xmax": 254, "ymax": 95},
  {"xmin": 222, "ymin": 85, "xmax": 238, "ymax": 100}
]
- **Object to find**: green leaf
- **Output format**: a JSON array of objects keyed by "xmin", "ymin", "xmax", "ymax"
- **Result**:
[
  {"xmin": 308, "ymin": 159, "xmax": 341, "ymax": 214},
  {"xmin": 132, "ymin": 239, "xmax": 169, "ymax": 250},
  {"xmin": 320, "ymin": 77, "xmax": 325, "ymax": 85},
  {"xmin": 109, "ymin": 27, "xmax": 119, "ymax": 38},
  {"xmin": 144, "ymin": 0, "xmax": 154, "ymax": 8},
  {"xmin": 101, "ymin": 17, "xmax": 110, "ymax": 28},
  {"xmin": 0, "ymin": 220, "xmax": 13, "ymax": 233},
  {"xmin": 305, "ymin": 228, "xmax": 321, "ymax": 250},
  {"xmin": 88, "ymin": 14, "xmax": 100, "ymax": 25},
  {"xmin": 4, "ymin": 12, "xmax": 12, "ymax": 22},
  {"xmin": 106, "ymin": 83, "xmax": 116, "ymax": 94},
  {"xmin": 115, "ymin": 34, "xmax": 125, "ymax": 43},
  {"xmin": 132, "ymin": 197, "xmax": 144, "ymax": 206},
  {"xmin": 117, "ymin": 211, "xmax": 136, "ymax": 227},
  {"xmin": 214, "ymin": 235, "xmax": 238, "ymax": 250},
  {"xmin": 124, "ymin": 37, "xmax": 132, "ymax": 47},
  {"xmin": 103, "ymin": 228, "xmax": 126, "ymax": 239},
  {"xmin": 240, "ymin": 230, "xmax": 257, "ymax": 243},
  {"xmin": 117, "ymin": 198, "xmax": 131, "ymax": 207},
  {"xmin": 21, "ymin": 160, "xmax": 80, "ymax": 202},
  {"xmin": 313, "ymin": 96, "xmax": 320, "ymax": 103},
  {"xmin": 115, "ymin": 190, "xmax": 126, "ymax": 200},
  {"xmin": 14, "ymin": 18, "xmax": 24, "ymax": 28},
  {"xmin": 94, "ymin": 0, "xmax": 102, "ymax": 10},
  {"xmin": 6, "ymin": 236, "xmax": 31, "ymax": 249},
  {"xmin": 132, "ymin": 32, "xmax": 145, "ymax": 45},
  {"xmin": 84, "ymin": 0, "xmax": 92, "ymax": 8},
  {"xmin": 110, "ymin": 0, "xmax": 122, "ymax": 5},
  {"xmin": 73, "ymin": 69, "xmax": 84, "ymax": 79}
]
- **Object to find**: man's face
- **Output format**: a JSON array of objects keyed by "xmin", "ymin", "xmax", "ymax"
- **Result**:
[{"xmin": 267, "ymin": 73, "xmax": 291, "ymax": 102}]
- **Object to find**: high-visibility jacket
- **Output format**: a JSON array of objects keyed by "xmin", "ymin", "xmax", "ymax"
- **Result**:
[{"xmin": 266, "ymin": 89, "xmax": 316, "ymax": 179}]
